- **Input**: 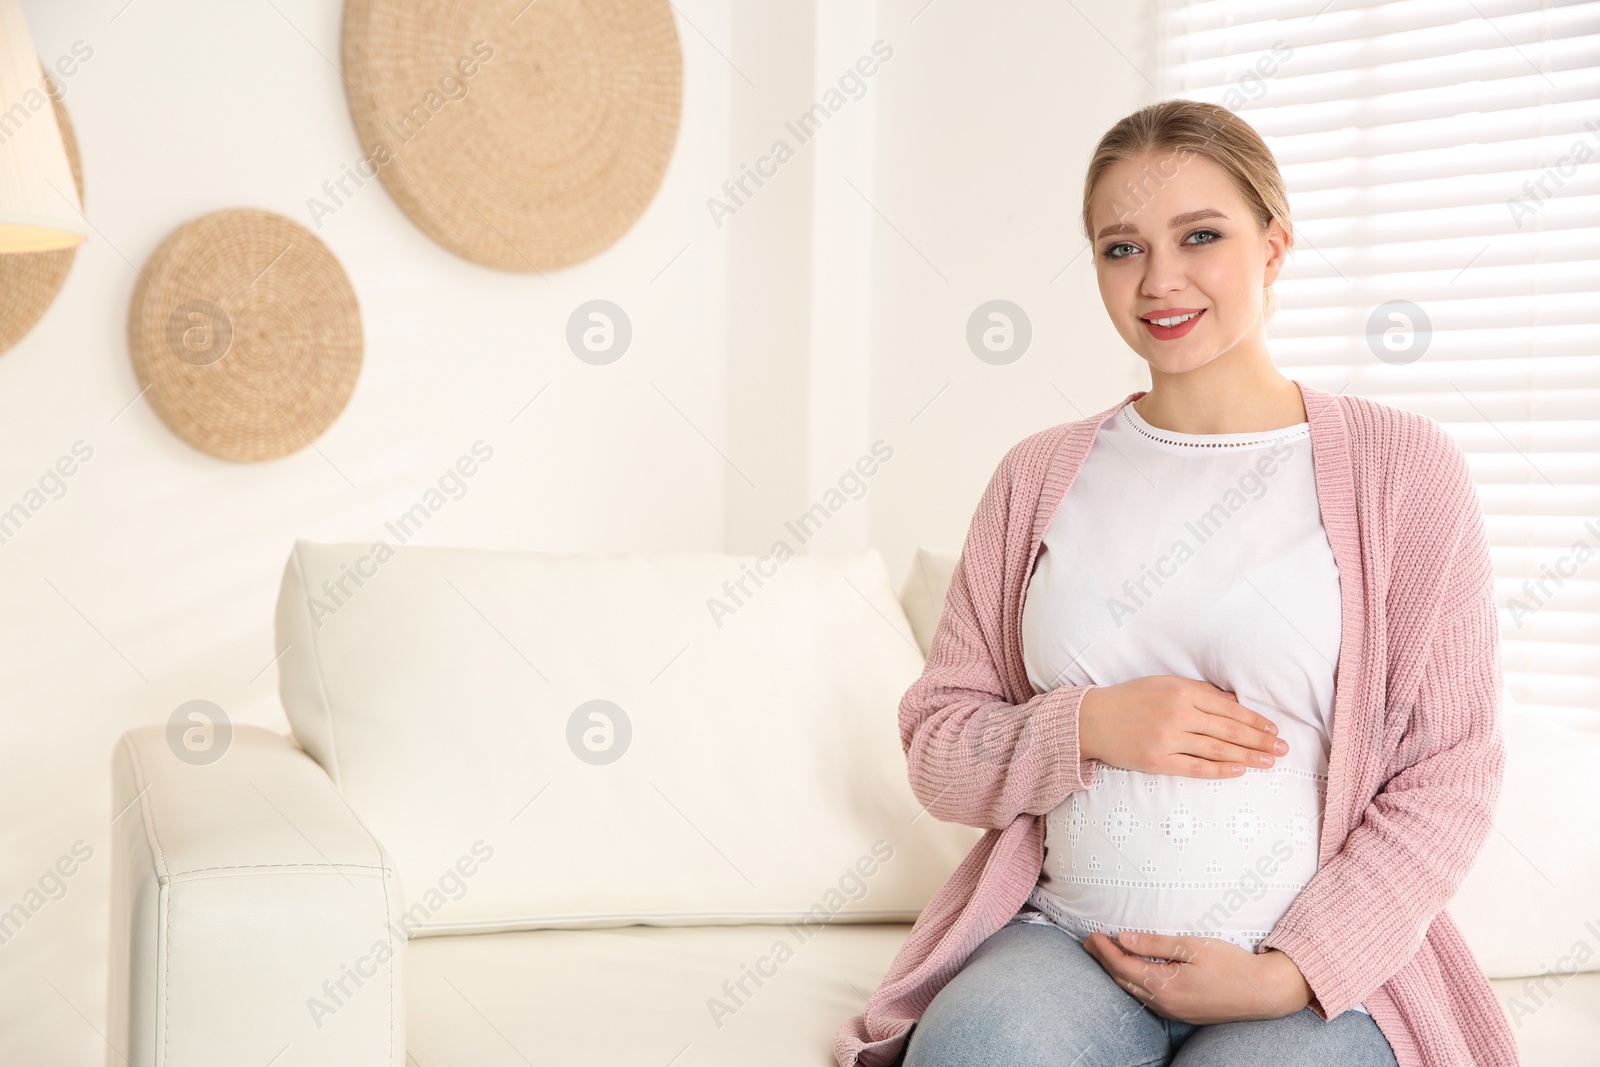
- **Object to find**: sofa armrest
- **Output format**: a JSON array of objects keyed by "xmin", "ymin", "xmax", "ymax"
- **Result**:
[{"xmin": 108, "ymin": 724, "xmax": 404, "ymax": 1067}]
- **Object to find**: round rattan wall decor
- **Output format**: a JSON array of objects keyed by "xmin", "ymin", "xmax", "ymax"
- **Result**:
[
  {"xmin": 341, "ymin": 0, "xmax": 682, "ymax": 273},
  {"xmin": 0, "ymin": 70, "xmax": 84, "ymax": 358},
  {"xmin": 127, "ymin": 209, "xmax": 363, "ymax": 462}
]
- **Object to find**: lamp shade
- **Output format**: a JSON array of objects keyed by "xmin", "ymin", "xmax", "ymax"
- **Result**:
[{"xmin": 0, "ymin": 0, "xmax": 85, "ymax": 253}]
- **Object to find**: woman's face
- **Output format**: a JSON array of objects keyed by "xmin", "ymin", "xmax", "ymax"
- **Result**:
[{"xmin": 1088, "ymin": 150, "xmax": 1289, "ymax": 376}]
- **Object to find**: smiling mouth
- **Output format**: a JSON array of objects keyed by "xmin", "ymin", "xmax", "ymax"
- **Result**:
[
  {"xmin": 1141, "ymin": 310, "xmax": 1204, "ymax": 327},
  {"xmin": 1139, "ymin": 308, "xmax": 1207, "ymax": 341}
]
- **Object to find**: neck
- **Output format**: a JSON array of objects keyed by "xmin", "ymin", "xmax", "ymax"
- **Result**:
[{"xmin": 1135, "ymin": 348, "xmax": 1306, "ymax": 434}]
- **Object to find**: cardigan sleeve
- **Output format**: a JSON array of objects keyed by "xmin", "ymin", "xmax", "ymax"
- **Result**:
[
  {"xmin": 898, "ymin": 445, "xmax": 1099, "ymax": 832},
  {"xmin": 1256, "ymin": 464, "xmax": 1504, "ymax": 1020}
]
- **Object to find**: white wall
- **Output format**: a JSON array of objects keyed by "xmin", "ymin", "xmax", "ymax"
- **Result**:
[
  {"xmin": 867, "ymin": 0, "xmax": 1157, "ymax": 581},
  {"xmin": 0, "ymin": 1, "xmax": 1155, "ymax": 1062}
]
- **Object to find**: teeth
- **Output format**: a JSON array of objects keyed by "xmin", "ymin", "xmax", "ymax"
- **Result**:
[{"xmin": 1149, "ymin": 311, "xmax": 1200, "ymax": 327}]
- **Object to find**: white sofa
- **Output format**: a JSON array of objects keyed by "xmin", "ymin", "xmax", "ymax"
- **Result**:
[{"xmin": 107, "ymin": 543, "xmax": 1600, "ymax": 1065}]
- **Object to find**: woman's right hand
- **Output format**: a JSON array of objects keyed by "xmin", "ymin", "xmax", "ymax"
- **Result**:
[{"xmin": 1078, "ymin": 676, "xmax": 1287, "ymax": 777}]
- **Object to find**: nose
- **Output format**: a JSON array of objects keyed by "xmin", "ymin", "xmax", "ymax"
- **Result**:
[{"xmin": 1140, "ymin": 246, "xmax": 1187, "ymax": 300}]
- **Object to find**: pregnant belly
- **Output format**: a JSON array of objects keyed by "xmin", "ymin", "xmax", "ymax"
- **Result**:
[{"xmin": 1031, "ymin": 763, "xmax": 1326, "ymax": 952}]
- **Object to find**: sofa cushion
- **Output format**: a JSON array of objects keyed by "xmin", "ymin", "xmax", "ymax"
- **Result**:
[
  {"xmin": 275, "ymin": 541, "xmax": 979, "ymax": 934},
  {"xmin": 403, "ymin": 923, "xmax": 1582, "ymax": 1065},
  {"xmin": 406, "ymin": 922, "xmax": 908, "ymax": 1065},
  {"xmin": 1449, "ymin": 713, "xmax": 1600, "ymax": 977},
  {"xmin": 898, "ymin": 547, "xmax": 960, "ymax": 659},
  {"xmin": 1490, "ymin": 973, "xmax": 1600, "ymax": 1066}
]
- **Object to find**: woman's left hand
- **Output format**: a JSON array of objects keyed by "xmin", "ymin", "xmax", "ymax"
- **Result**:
[{"xmin": 1083, "ymin": 930, "xmax": 1313, "ymax": 1024}]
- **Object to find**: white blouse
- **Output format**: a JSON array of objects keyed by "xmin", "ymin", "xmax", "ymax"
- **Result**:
[{"xmin": 1015, "ymin": 400, "xmax": 1365, "ymax": 1011}]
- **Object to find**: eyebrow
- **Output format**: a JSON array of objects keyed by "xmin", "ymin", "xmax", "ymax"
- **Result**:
[{"xmin": 1095, "ymin": 208, "xmax": 1228, "ymax": 242}]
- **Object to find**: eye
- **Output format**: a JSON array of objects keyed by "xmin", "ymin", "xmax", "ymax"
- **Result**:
[
  {"xmin": 1185, "ymin": 228, "xmax": 1222, "ymax": 246},
  {"xmin": 1101, "ymin": 241, "xmax": 1138, "ymax": 261}
]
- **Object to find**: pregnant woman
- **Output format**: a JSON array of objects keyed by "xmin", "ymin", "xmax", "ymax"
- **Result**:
[{"xmin": 833, "ymin": 100, "xmax": 1518, "ymax": 1066}]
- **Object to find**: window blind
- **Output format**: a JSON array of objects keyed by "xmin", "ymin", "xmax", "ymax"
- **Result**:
[{"xmin": 1155, "ymin": 0, "xmax": 1600, "ymax": 728}]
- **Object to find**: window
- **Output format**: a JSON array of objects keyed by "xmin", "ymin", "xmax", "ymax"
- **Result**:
[{"xmin": 1157, "ymin": 0, "xmax": 1600, "ymax": 728}]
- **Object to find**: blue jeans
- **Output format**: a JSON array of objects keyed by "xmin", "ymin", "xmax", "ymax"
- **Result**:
[{"xmin": 902, "ymin": 920, "xmax": 1399, "ymax": 1066}]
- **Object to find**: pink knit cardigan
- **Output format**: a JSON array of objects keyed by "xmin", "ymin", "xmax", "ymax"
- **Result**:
[{"xmin": 834, "ymin": 381, "xmax": 1518, "ymax": 1067}]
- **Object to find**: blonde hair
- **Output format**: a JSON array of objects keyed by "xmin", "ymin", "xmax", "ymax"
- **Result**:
[{"xmin": 1081, "ymin": 99, "xmax": 1293, "ymax": 323}]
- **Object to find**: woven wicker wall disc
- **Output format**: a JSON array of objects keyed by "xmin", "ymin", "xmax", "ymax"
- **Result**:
[
  {"xmin": 341, "ymin": 0, "xmax": 683, "ymax": 272},
  {"xmin": 0, "ymin": 69, "xmax": 84, "ymax": 357},
  {"xmin": 127, "ymin": 209, "xmax": 363, "ymax": 462}
]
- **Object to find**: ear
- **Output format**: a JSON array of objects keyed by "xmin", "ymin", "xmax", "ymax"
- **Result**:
[{"xmin": 1262, "ymin": 215, "xmax": 1292, "ymax": 287}]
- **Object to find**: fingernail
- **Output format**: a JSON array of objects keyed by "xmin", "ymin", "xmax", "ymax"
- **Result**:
[
  {"xmin": 1232, "ymin": 764, "xmax": 1245, "ymax": 774},
  {"xmin": 1257, "ymin": 754, "xmax": 1272, "ymax": 766},
  {"xmin": 1125, "ymin": 931, "xmax": 1139, "ymax": 945},
  {"xmin": 1274, "ymin": 740, "xmax": 1288, "ymax": 754}
]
